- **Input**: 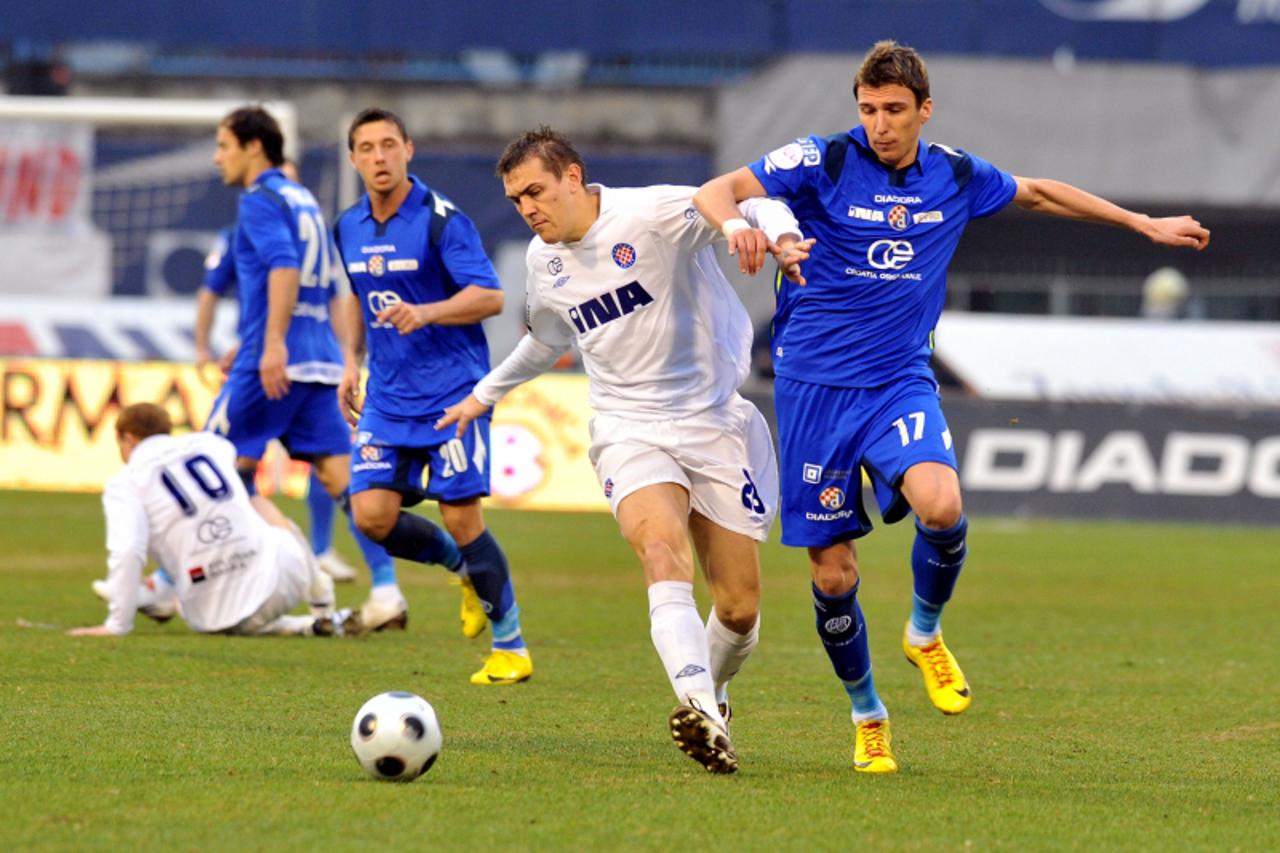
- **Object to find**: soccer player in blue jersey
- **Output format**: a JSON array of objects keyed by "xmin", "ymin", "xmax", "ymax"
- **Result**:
[
  {"xmin": 207, "ymin": 106, "xmax": 394, "ymax": 614},
  {"xmin": 694, "ymin": 41, "xmax": 1210, "ymax": 772},
  {"xmin": 196, "ymin": 185, "xmax": 365, "ymax": 585},
  {"xmin": 332, "ymin": 107, "xmax": 531, "ymax": 685}
]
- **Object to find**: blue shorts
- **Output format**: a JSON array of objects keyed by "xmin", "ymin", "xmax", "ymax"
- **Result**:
[
  {"xmin": 350, "ymin": 410, "xmax": 491, "ymax": 506},
  {"xmin": 204, "ymin": 374, "xmax": 351, "ymax": 461},
  {"xmin": 774, "ymin": 374, "xmax": 956, "ymax": 547}
]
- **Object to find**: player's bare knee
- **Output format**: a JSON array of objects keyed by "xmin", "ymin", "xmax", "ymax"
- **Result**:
[
  {"xmin": 916, "ymin": 496, "xmax": 963, "ymax": 530},
  {"xmin": 440, "ymin": 501, "xmax": 484, "ymax": 547},
  {"xmin": 809, "ymin": 548, "xmax": 858, "ymax": 597},
  {"xmin": 638, "ymin": 539, "xmax": 690, "ymax": 583},
  {"xmin": 716, "ymin": 599, "xmax": 759, "ymax": 634},
  {"xmin": 353, "ymin": 508, "xmax": 395, "ymax": 542},
  {"xmin": 310, "ymin": 455, "xmax": 349, "ymax": 498}
]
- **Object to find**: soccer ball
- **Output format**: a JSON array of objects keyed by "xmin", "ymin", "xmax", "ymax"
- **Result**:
[{"xmin": 350, "ymin": 691, "xmax": 443, "ymax": 782}]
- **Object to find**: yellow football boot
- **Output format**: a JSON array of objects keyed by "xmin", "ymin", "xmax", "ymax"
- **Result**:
[
  {"xmin": 450, "ymin": 574, "xmax": 487, "ymax": 639},
  {"xmin": 853, "ymin": 719, "xmax": 898, "ymax": 774},
  {"xmin": 469, "ymin": 649, "xmax": 533, "ymax": 685},
  {"xmin": 903, "ymin": 623, "xmax": 972, "ymax": 715}
]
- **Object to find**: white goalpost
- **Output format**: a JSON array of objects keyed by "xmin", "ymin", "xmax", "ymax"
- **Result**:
[
  {"xmin": 0, "ymin": 96, "xmax": 299, "ymax": 158},
  {"xmin": 0, "ymin": 95, "xmax": 299, "ymax": 306}
]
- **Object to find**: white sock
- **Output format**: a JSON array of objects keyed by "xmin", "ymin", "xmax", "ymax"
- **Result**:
[
  {"xmin": 648, "ymin": 581, "xmax": 723, "ymax": 727},
  {"xmin": 306, "ymin": 559, "xmax": 336, "ymax": 616},
  {"xmin": 370, "ymin": 583, "xmax": 404, "ymax": 604},
  {"xmin": 906, "ymin": 622, "xmax": 940, "ymax": 647},
  {"xmin": 706, "ymin": 609, "xmax": 759, "ymax": 706}
]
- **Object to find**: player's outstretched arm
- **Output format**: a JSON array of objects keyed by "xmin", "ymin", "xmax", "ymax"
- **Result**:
[
  {"xmin": 69, "ymin": 484, "xmax": 147, "ymax": 637},
  {"xmin": 436, "ymin": 333, "xmax": 567, "ymax": 435},
  {"xmin": 1013, "ymin": 177, "xmax": 1210, "ymax": 250}
]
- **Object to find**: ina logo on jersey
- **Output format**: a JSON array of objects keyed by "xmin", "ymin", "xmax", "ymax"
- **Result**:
[{"xmin": 568, "ymin": 281, "xmax": 654, "ymax": 333}]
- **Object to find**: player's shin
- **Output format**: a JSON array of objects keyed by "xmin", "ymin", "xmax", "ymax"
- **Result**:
[
  {"xmin": 650, "ymin": 581, "xmax": 723, "ymax": 727},
  {"xmin": 306, "ymin": 470, "xmax": 335, "ymax": 555},
  {"xmin": 349, "ymin": 519, "xmax": 398, "ymax": 588},
  {"xmin": 374, "ymin": 512, "xmax": 460, "ymax": 571},
  {"xmin": 813, "ymin": 581, "xmax": 886, "ymax": 721},
  {"xmin": 459, "ymin": 530, "xmax": 524, "ymax": 651},
  {"xmin": 908, "ymin": 516, "xmax": 967, "ymax": 643},
  {"xmin": 706, "ymin": 609, "xmax": 759, "ymax": 706}
]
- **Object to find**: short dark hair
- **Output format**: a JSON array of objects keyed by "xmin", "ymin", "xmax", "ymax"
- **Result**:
[
  {"xmin": 854, "ymin": 40, "xmax": 930, "ymax": 106},
  {"xmin": 495, "ymin": 126, "xmax": 587, "ymax": 183},
  {"xmin": 221, "ymin": 106, "xmax": 285, "ymax": 166},
  {"xmin": 116, "ymin": 403, "xmax": 172, "ymax": 441},
  {"xmin": 347, "ymin": 107, "xmax": 410, "ymax": 152}
]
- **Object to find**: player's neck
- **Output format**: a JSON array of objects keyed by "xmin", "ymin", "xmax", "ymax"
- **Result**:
[
  {"xmin": 563, "ymin": 188, "xmax": 602, "ymax": 244},
  {"xmin": 369, "ymin": 179, "xmax": 413, "ymax": 223},
  {"xmin": 241, "ymin": 160, "xmax": 274, "ymax": 188}
]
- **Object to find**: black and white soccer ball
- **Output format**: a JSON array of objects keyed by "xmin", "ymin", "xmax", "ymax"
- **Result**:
[{"xmin": 350, "ymin": 691, "xmax": 442, "ymax": 782}]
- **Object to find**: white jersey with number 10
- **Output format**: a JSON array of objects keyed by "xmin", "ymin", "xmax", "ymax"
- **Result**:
[{"xmin": 101, "ymin": 431, "xmax": 281, "ymax": 634}]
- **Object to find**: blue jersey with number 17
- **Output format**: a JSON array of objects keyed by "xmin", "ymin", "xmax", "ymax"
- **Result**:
[
  {"xmin": 229, "ymin": 167, "xmax": 342, "ymax": 384},
  {"xmin": 750, "ymin": 126, "xmax": 1016, "ymax": 389}
]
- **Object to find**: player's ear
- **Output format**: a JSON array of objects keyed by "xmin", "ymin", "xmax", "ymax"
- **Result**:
[
  {"xmin": 919, "ymin": 97, "xmax": 933, "ymax": 124},
  {"xmin": 565, "ymin": 162, "xmax": 583, "ymax": 189},
  {"xmin": 404, "ymin": 138, "xmax": 414, "ymax": 163}
]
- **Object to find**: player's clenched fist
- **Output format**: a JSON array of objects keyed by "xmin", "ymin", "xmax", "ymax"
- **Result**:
[{"xmin": 376, "ymin": 302, "xmax": 435, "ymax": 335}]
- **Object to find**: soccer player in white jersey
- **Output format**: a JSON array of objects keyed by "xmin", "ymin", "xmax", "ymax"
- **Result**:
[
  {"xmin": 439, "ymin": 127, "xmax": 811, "ymax": 773},
  {"xmin": 69, "ymin": 403, "xmax": 338, "ymax": 638}
]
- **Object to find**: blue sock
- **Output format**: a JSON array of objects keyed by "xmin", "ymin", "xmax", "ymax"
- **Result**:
[
  {"xmin": 460, "ymin": 529, "xmax": 523, "ymax": 651},
  {"xmin": 377, "ymin": 512, "xmax": 461, "ymax": 571},
  {"xmin": 306, "ymin": 470, "xmax": 334, "ymax": 556},
  {"xmin": 813, "ymin": 581, "xmax": 884, "ymax": 719},
  {"xmin": 843, "ymin": 671, "xmax": 887, "ymax": 722},
  {"xmin": 353, "ymin": 522, "xmax": 398, "ymax": 588},
  {"xmin": 910, "ymin": 516, "xmax": 968, "ymax": 637}
]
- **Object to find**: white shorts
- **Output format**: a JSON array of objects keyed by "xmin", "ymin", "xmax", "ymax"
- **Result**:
[
  {"xmin": 226, "ymin": 527, "xmax": 311, "ymax": 636},
  {"xmin": 588, "ymin": 394, "xmax": 779, "ymax": 541}
]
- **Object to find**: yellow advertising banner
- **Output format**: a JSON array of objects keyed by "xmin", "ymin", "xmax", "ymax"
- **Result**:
[{"xmin": 0, "ymin": 358, "xmax": 608, "ymax": 512}]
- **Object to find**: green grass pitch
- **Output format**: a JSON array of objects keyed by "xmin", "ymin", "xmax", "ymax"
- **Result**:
[{"xmin": 1, "ymin": 490, "xmax": 1277, "ymax": 850}]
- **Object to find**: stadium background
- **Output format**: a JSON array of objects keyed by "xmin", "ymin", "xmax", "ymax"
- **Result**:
[
  {"xmin": 3, "ymin": 0, "xmax": 1277, "ymax": 522},
  {"xmin": 1, "ymin": 4, "xmax": 1278, "ymax": 849}
]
